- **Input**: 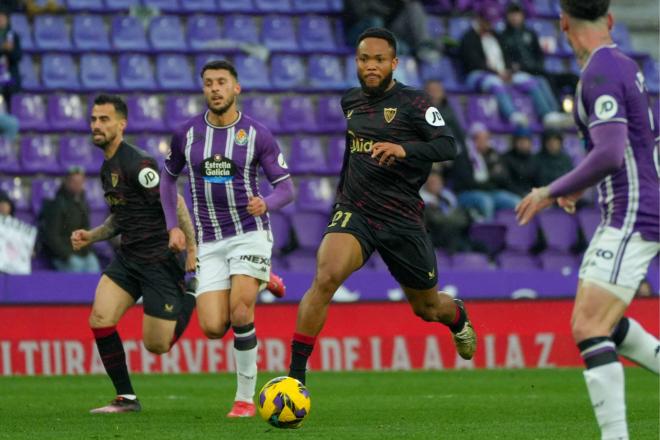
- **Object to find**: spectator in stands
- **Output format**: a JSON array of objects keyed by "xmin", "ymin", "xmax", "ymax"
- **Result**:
[
  {"xmin": 503, "ymin": 126, "xmax": 538, "ymax": 196},
  {"xmin": 424, "ymin": 79, "xmax": 467, "ymax": 149},
  {"xmin": 458, "ymin": 2, "xmax": 571, "ymax": 128},
  {"xmin": 500, "ymin": 2, "xmax": 578, "ymax": 100},
  {"xmin": 420, "ymin": 172, "xmax": 471, "ymax": 253},
  {"xmin": 42, "ymin": 167, "xmax": 100, "ymax": 273},
  {"xmin": 0, "ymin": 190, "xmax": 14, "ymax": 216},
  {"xmin": 534, "ymin": 129, "xmax": 573, "ymax": 187},
  {"xmin": 343, "ymin": 0, "xmax": 441, "ymax": 62},
  {"xmin": 0, "ymin": 104, "xmax": 18, "ymax": 140},
  {"xmin": 0, "ymin": 9, "xmax": 21, "ymax": 112},
  {"xmin": 450, "ymin": 122, "xmax": 520, "ymax": 221}
]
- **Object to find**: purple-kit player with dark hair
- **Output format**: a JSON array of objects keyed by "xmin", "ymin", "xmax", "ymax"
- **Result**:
[
  {"xmin": 159, "ymin": 60, "xmax": 294, "ymax": 418},
  {"xmin": 516, "ymin": 1, "xmax": 659, "ymax": 438}
]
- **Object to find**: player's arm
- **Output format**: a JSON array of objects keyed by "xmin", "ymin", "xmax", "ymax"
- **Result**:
[
  {"xmin": 176, "ymin": 194, "xmax": 197, "ymax": 272},
  {"xmin": 71, "ymin": 214, "xmax": 118, "ymax": 251},
  {"xmin": 160, "ymin": 130, "xmax": 187, "ymax": 251}
]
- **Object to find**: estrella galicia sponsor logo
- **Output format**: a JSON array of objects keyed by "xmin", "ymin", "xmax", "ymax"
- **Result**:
[
  {"xmin": 239, "ymin": 255, "xmax": 271, "ymax": 266},
  {"xmin": 201, "ymin": 154, "xmax": 236, "ymax": 183},
  {"xmin": 347, "ymin": 129, "xmax": 375, "ymax": 154},
  {"xmin": 595, "ymin": 249, "xmax": 614, "ymax": 259}
]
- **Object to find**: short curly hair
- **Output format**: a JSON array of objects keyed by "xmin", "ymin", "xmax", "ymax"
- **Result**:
[{"xmin": 559, "ymin": 0, "xmax": 610, "ymax": 21}]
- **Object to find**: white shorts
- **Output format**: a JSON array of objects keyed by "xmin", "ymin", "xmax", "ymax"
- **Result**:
[
  {"xmin": 196, "ymin": 230, "xmax": 273, "ymax": 297},
  {"xmin": 579, "ymin": 226, "xmax": 659, "ymax": 304}
]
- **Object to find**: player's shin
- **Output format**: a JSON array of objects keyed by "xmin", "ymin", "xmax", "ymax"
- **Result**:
[
  {"xmin": 233, "ymin": 323, "xmax": 258, "ymax": 403},
  {"xmin": 288, "ymin": 332, "xmax": 316, "ymax": 385},
  {"xmin": 611, "ymin": 317, "xmax": 660, "ymax": 374},
  {"xmin": 92, "ymin": 326, "xmax": 135, "ymax": 397},
  {"xmin": 170, "ymin": 293, "xmax": 196, "ymax": 348},
  {"xmin": 579, "ymin": 337, "xmax": 628, "ymax": 440}
]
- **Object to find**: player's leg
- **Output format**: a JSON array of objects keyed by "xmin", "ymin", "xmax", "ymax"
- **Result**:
[
  {"xmin": 195, "ymin": 240, "xmax": 232, "ymax": 339},
  {"xmin": 611, "ymin": 315, "xmax": 660, "ymax": 374}
]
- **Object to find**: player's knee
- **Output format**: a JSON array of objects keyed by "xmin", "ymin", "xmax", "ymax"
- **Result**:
[
  {"xmin": 200, "ymin": 320, "xmax": 230, "ymax": 339},
  {"xmin": 571, "ymin": 317, "xmax": 604, "ymax": 343},
  {"xmin": 312, "ymin": 270, "xmax": 343, "ymax": 297},
  {"xmin": 230, "ymin": 307, "xmax": 251, "ymax": 327},
  {"xmin": 144, "ymin": 340, "xmax": 170, "ymax": 355},
  {"xmin": 88, "ymin": 309, "xmax": 115, "ymax": 329}
]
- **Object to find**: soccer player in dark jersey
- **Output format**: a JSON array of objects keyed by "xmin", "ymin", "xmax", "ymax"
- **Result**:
[
  {"xmin": 287, "ymin": 28, "xmax": 477, "ymax": 386},
  {"xmin": 71, "ymin": 94, "xmax": 198, "ymax": 413},
  {"xmin": 516, "ymin": 2, "xmax": 660, "ymax": 438}
]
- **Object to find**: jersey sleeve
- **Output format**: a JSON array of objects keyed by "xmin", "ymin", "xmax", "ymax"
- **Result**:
[
  {"xmin": 164, "ymin": 128, "xmax": 186, "ymax": 176},
  {"xmin": 582, "ymin": 64, "xmax": 628, "ymax": 129},
  {"xmin": 133, "ymin": 156, "xmax": 162, "ymax": 199},
  {"xmin": 256, "ymin": 126, "xmax": 291, "ymax": 185},
  {"xmin": 406, "ymin": 91, "xmax": 450, "ymax": 141}
]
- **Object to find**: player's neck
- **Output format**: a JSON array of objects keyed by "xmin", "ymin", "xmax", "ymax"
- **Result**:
[
  {"xmin": 571, "ymin": 31, "xmax": 613, "ymax": 68},
  {"xmin": 207, "ymin": 107, "xmax": 239, "ymax": 127},
  {"xmin": 103, "ymin": 137, "xmax": 123, "ymax": 160}
]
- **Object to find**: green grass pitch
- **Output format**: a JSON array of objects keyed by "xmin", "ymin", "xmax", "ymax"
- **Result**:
[{"xmin": 1, "ymin": 369, "xmax": 657, "ymax": 439}]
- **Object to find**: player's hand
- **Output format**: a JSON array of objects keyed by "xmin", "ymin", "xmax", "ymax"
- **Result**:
[
  {"xmin": 185, "ymin": 247, "xmax": 197, "ymax": 273},
  {"xmin": 168, "ymin": 227, "xmax": 186, "ymax": 253},
  {"xmin": 247, "ymin": 195, "xmax": 267, "ymax": 216},
  {"xmin": 515, "ymin": 187, "xmax": 554, "ymax": 225},
  {"xmin": 371, "ymin": 142, "xmax": 406, "ymax": 166},
  {"xmin": 557, "ymin": 190, "xmax": 583, "ymax": 215},
  {"xmin": 71, "ymin": 229, "xmax": 92, "ymax": 251}
]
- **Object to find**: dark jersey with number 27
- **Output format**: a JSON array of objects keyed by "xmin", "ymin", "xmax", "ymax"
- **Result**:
[
  {"xmin": 337, "ymin": 81, "xmax": 457, "ymax": 232},
  {"xmin": 100, "ymin": 141, "xmax": 169, "ymax": 261}
]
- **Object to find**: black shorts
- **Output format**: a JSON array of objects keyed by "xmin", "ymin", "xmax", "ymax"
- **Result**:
[
  {"xmin": 325, "ymin": 205, "xmax": 438, "ymax": 290},
  {"xmin": 103, "ymin": 252, "xmax": 185, "ymax": 320}
]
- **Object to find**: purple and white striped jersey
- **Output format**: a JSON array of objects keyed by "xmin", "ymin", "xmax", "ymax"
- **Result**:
[
  {"xmin": 574, "ymin": 45, "xmax": 659, "ymax": 242},
  {"xmin": 164, "ymin": 111, "xmax": 290, "ymax": 243}
]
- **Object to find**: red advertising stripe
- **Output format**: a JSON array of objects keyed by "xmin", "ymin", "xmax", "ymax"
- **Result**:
[{"xmin": 0, "ymin": 299, "xmax": 657, "ymax": 375}]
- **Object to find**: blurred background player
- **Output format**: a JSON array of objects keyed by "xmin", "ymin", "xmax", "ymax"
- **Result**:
[
  {"xmin": 287, "ymin": 28, "xmax": 477, "ymax": 386},
  {"xmin": 72, "ymin": 94, "xmax": 197, "ymax": 413},
  {"xmin": 160, "ymin": 60, "xmax": 294, "ymax": 418},
  {"xmin": 516, "ymin": 1, "xmax": 660, "ymax": 438}
]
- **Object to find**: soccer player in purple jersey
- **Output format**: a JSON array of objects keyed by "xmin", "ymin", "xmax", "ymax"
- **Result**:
[
  {"xmin": 159, "ymin": 60, "xmax": 295, "ymax": 418},
  {"xmin": 286, "ymin": 28, "xmax": 477, "ymax": 387},
  {"xmin": 71, "ymin": 95, "xmax": 198, "ymax": 413},
  {"xmin": 516, "ymin": 2, "xmax": 659, "ymax": 438}
]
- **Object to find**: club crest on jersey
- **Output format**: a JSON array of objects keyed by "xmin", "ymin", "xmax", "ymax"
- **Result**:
[
  {"xmin": 111, "ymin": 173, "xmax": 119, "ymax": 187},
  {"xmin": 235, "ymin": 129, "xmax": 248, "ymax": 146},
  {"xmin": 201, "ymin": 155, "xmax": 236, "ymax": 184},
  {"xmin": 384, "ymin": 108, "xmax": 397, "ymax": 123}
]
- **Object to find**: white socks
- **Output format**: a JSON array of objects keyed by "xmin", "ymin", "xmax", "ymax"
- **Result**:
[
  {"xmin": 613, "ymin": 317, "xmax": 660, "ymax": 374},
  {"xmin": 583, "ymin": 363, "xmax": 628, "ymax": 440},
  {"xmin": 232, "ymin": 323, "xmax": 258, "ymax": 403}
]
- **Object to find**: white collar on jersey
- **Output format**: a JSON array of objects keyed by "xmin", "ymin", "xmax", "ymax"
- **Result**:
[
  {"xmin": 204, "ymin": 110, "xmax": 242, "ymax": 129},
  {"xmin": 581, "ymin": 43, "xmax": 618, "ymax": 72}
]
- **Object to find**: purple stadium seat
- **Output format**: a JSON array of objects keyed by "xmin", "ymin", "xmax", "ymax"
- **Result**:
[
  {"xmin": 420, "ymin": 58, "xmax": 463, "ymax": 91},
  {"xmin": 511, "ymin": 92, "xmax": 541, "ymax": 130},
  {"xmin": 42, "ymin": 54, "xmax": 80, "ymax": 91},
  {"xmin": 187, "ymin": 15, "xmax": 222, "ymax": 51},
  {"xmin": 452, "ymin": 252, "xmax": 494, "ymax": 270},
  {"xmin": 329, "ymin": 0, "xmax": 343, "ymax": 12},
  {"xmin": 66, "ymin": 0, "xmax": 105, "ymax": 11},
  {"xmin": 233, "ymin": 55, "xmax": 271, "ymax": 90},
  {"xmin": 467, "ymin": 95, "xmax": 509, "ymax": 132},
  {"xmin": 539, "ymin": 251, "xmax": 579, "ymax": 272},
  {"xmin": 527, "ymin": 19, "xmax": 558, "ymax": 55},
  {"xmin": 156, "ymin": 54, "xmax": 195, "ymax": 91},
  {"xmin": 427, "ymin": 15, "xmax": 446, "ymax": 40},
  {"xmin": 85, "ymin": 177, "xmax": 106, "ymax": 211},
  {"xmin": 142, "ymin": 0, "xmax": 181, "ymax": 12},
  {"xmin": 217, "ymin": 0, "xmax": 254, "ymax": 12},
  {"xmin": 435, "ymin": 250, "xmax": 452, "ymax": 270},
  {"xmin": 496, "ymin": 209, "xmax": 539, "ymax": 252},
  {"xmin": 0, "ymin": 177, "xmax": 30, "ymax": 212},
  {"xmin": 20, "ymin": 136, "xmax": 61, "ymax": 174},
  {"xmin": 180, "ymin": 0, "xmax": 216, "ymax": 12},
  {"xmin": 125, "ymin": 97, "xmax": 166, "ymax": 133},
  {"xmin": 136, "ymin": 134, "xmax": 169, "ymax": 169},
  {"xmin": 80, "ymin": 54, "xmax": 118, "ymax": 91},
  {"xmin": 90, "ymin": 207, "xmax": 110, "ymax": 230},
  {"xmin": 18, "ymin": 55, "xmax": 41, "ymax": 92},
  {"xmin": 531, "ymin": 0, "xmax": 560, "ymax": 18},
  {"xmin": 0, "ymin": 138, "xmax": 20, "ymax": 173},
  {"xmin": 538, "ymin": 208, "xmax": 579, "ymax": 252},
  {"xmin": 270, "ymin": 54, "xmax": 306, "ymax": 91},
  {"xmin": 149, "ymin": 15, "xmax": 186, "ymax": 51},
  {"xmin": 447, "ymin": 95, "xmax": 467, "ymax": 129},
  {"xmin": 291, "ymin": 212, "xmax": 327, "ymax": 249},
  {"xmin": 10, "ymin": 14, "xmax": 34, "ymax": 52},
  {"xmin": 326, "ymin": 136, "xmax": 345, "ymax": 173},
  {"xmin": 165, "ymin": 95, "xmax": 204, "ymax": 130},
  {"xmin": 279, "ymin": 96, "xmax": 317, "ymax": 133},
  {"xmin": 577, "ymin": 208, "xmax": 601, "ymax": 242},
  {"xmin": 285, "ymin": 250, "xmax": 317, "ymax": 271},
  {"xmin": 544, "ymin": 56, "xmax": 566, "ymax": 74},
  {"xmin": 241, "ymin": 96, "xmax": 281, "ymax": 133},
  {"xmin": 288, "ymin": 137, "xmax": 327, "ymax": 174},
  {"xmin": 268, "ymin": 211, "xmax": 291, "ymax": 254},
  {"xmin": 298, "ymin": 16, "xmax": 337, "ymax": 52},
  {"xmin": 316, "ymin": 95, "xmax": 345, "ymax": 133},
  {"xmin": 395, "ymin": 56, "xmax": 422, "ymax": 88},
  {"xmin": 111, "ymin": 16, "xmax": 149, "ymax": 51},
  {"xmin": 73, "ymin": 15, "xmax": 110, "ymax": 51},
  {"xmin": 449, "ymin": 16, "xmax": 472, "ymax": 41},
  {"xmin": 12, "ymin": 94, "xmax": 49, "ymax": 131},
  {"xmin": 262, "ymin": 15, "xmax": 298, "ymax": 52},
  {"xmin": 223, "ymin": 15, "xmax": 260, "ymax": 45},
  {"xmin": 295, "ymin": 177, "xmax": 335, "ymax": 213},
  {"xmin": 47, "ymin": 95, "xmax": 87, "ymax": 132},
  {"xmin": 344, "ymin": 54, "xmax": 359, "ymax": 88},
  {"xmin": 254, "ymin": 0, "xmax": 291, "ymax": 13},
  {"xmin": 642, "ymin": 58, "xmax": 659, "ymax": 94},
  {"xmin": 611, "ymin": 23, "xmax": 633, "ymax": 53},
  {"xmin": 469, "ymin": 222, "xmax": 506, "ymax": 255},
  {"xmin": 59, "ymin": 135, "xmax": 104, "ymax": 174},
  {"xmin": 103, "ymin": 0, "xmax": 139, "ymax": 11},
  {"xmin": 34, "ymin": 15, "xmax": 72, "ymax": 51},
  {"xmin": 118, "ymin": 54, "xmax": 156, "ymax": 91},
  {"xmin": 497, "ymin": 251, "xmax": 540, "ymax": 270},
  {"xmin": 292, "ymin": 0, "xmax": 329, "ymax": 12},
  {"xmin": 30, "ymin": 177, "xmax": 60, "ymax": 214},
  {"xmin": 308, "ymin": 55, "xmax": 345, "ymax": 90},
  {"xmin": 563, "ymin": 134, "xmax": 585, "ymax": 165}
]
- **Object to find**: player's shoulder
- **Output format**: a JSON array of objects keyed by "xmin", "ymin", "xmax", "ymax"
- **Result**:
[
  {"xmin": 173, "ymin": 112, "xmax": 206, "ymax": 137},
  {"xmin": 583, "ymin": 45, "xmax": 637, "ymax": 82},
  {"xmin": 240, "ymin": 112, "xmax": 275, "ymax": 141},
  {"xmin": 341, "ymin": 87, "xmax": 363, "ymax": 109},
  {"xmin": 119, "ymin": 141, "xmax": 157, "ymax": 166}
]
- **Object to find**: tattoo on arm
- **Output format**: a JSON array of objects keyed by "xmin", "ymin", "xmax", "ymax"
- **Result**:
[
  {"xmin": 89, "ymin": 214, "xmax": 119, "ymax": 243},
  {"xmin": 176, "ymin": 195, "xmax": 196, "ymax": 250}
]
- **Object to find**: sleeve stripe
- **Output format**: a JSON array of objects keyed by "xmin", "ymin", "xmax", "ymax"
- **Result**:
[
  {"xmin": 164, "ymin": 165, "xmax": 179, "ymax": 177},
  {"xmin": 588, "ymin": 118, "xmax": 628, "ymax": 128},
  {"xmin": 271, "ymin": 174, "xmax": 291, "ymax": 185}
]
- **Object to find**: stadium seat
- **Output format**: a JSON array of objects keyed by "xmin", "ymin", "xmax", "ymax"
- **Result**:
[
  {"xmin": 285, "ymin": 250, "xmax": 317, "ymax": 271},
  {"xmin": 156, "ymin": 54, "xmax": 195, "ymax": 91},
  {"xmin": 41, "ymin": 54, "xmax": 80, "ymax": 91},
  {"xmin": 66, "ymin": 0, "xmax": 105, "ymax": 11},
  {"xmin": 254, "ymin": 0, "xmax": 291, "ymax": 13},
  {"xmin": 136, "ymin": 134, "xmax": 170, "ymax": 169},
  {"xmin": 47, "ymin": 95, "xmax": 87, "ymax": 132},
  {"xmin": 577, "ymin": 208, "xmax": 601, "ymax": 242},
  {"xmin": 328, "ymin": 0, "xmax": 343, "ymax": 11},
  {"xmin": 262, "ymin": 15, "xmax": 298, "ymax": 52},
  {"xmin": 111, "ymin": 16, "xmax": 149, "ymax": 51},
  {"xmin": 0, "ymin": 138, "xmax": 20, "ymax": 174},
  {"xmin": 538, "ymin": 251, "xmax": 579, "ymax": 272},
  {"xmin": 511, "ymin": 92, "xmax": 542, "ymax": 130},
  {"xmin": 12, "ymin": 94, "xmax": 50, "ymax": 131},
  {"xmin": 308, "ymin": 55, "xmax": 346, "ymax": 90},
  {"xmin": 452, "ymin": 252, "xmax": 494, "ymax": 270},
  {"xmin": 420, "ymin": 57, "xmax": 464, "ymax": 91},
  {"xmin": 0, "ymin": 177, "xmax": 29, "ymax": 211},
  {"xmin": 142, "ymin": 0, "xmax": 181, "ymax": 12},
  {"xmin": 10, "ymin": 14, "xmax": 35, "ymax": 52},
  {"xmin": 125, "ymin": 96, "xmax": 166, "ymax": 133},
  {"xmin": 73, "ymin": 15, "xmax": 111, "ymax": 51},
  {"xmin": 290, "ymin": 212, "xmax": 327, "ymax": 249},
  {"xmin": 270, "ymin": 54, "xmax": 306, "ymax": 91},
  {"xmin": 531, "ymin": 0, "xmax": 560, "ymax": 18},
  {"xmin": 187, "ymin": 15, "xmax": 222, "ymax": 52},
  {"xmin": 427, "ymin": 15, "xmax": 446, "ymax": 40},
  {"xmin": 20, "ymin": 135, "xmax": 61, "ymax": 174},
  {"xmin": 164, "ymin": 95, "xmax": 204, "ymax": 129},
  {"xmin": 30, "ymin": 177, "xmax": 61, "ymax": 214},
  {"xmin": 149, "ymin": 15, "xmax": 187, "ymax": 51},
  {"xmin": 240, "ymin": 96, "xmax": 281, "ymax": 133},
  {"xmin": 316, "ymin": 95, "xmax": 345, "ymax": 133},
  {"xmin": 118, "ymin": 54, "xmax": 157, "ymax": 90},
  {"xmin": 294, "ymin": 177, "xmax": 335, "ymax": 213},
  {"xmin": 180, "ymin": 0, "xmax": 216, "ymax": 12},
  {"xmin": 288, "ymin": 137, "xmax": 327, "ymax": 174},
  {"xmin": 268, "ymin": 211, "xmax": 291, "ymax": 254},
  {"xmin": 563, "ymin": 134, "xmax": 585, "ymax": 165},
  {"xmin": 435, "ymin": 250, "xmax": 452, "ymax": 270},
  {"xmin": 18, "ymin": 55, "xmax": 41, "ymax": 92},
  {"xmin": 298, "ymin": 15, "xmax": 337, "ymax": 52},
  {"xmin": 59, "ymin": 135, "xmax": 104, "ymax": 175},
  {"xmin": 233, "ymin": 55, "xmax": 271, "ymax": 90},
  {"xmin": 469, "ymin": 222, "xmax": 506, "ymax": 255},
  {"xmin": 279, "ymin": 96, "xmax": 317, "ymax": 133},
  {"xmin": 223, "ymin": 15, "xmax": 260, "ymax": 45},
  {"xmin": 611, "ymin": 23, "xmax": 633, "ymax": 53},
  {"xmin": 544, "ymin": 56, "xmax": 566, "ymax": 74},
  {"xmin": 538, "ymin": 208, "xmax": 579, "ymax": 252},
  {"xmin": 448, "ymin": 16, "xmax": 471, "ymax": 41},
  {"xmin": 103, "ymin": 0, "xmax": 140, "ymax": 11},
  {"xmin": 447, "ymin": 95, "xmax": 467, "ymax": 128},
  {"xmin": 326, "ymin": 136, "xmax": 345, "ymax": 173},
  {"xmin": 217, "ymin": 0, "xmax": 254, "ymax": 12},
  {"xmin": 80, "ymin": 54, "xmax": 119, "ymax": 91},
  {"xmin": 497, "ymin": 251, "xmax": 541, "ymax": 270},
  {"xmin": 90, "ymin": 207, "xmax": 110, "ymax": 230},
  {"xmin": 496, "ymin": 209, "xmax": 539, "ymax": 252},
  {"xmin": 34, "ymin": 15, "xmax": 72, "ymax": 51},
  {"xmin": 466, "ymin": 95, "xmax": 509, "ymax": 132},
  {"xmin": 292, "ymin": 0, "xmax": 330, "ymax": 12},
  {"xmin": 394, "ymin": 56, "xmax": 422, "ymax": 88},
  {"xmin": 642, "ymin": 58, "xmax": 659, "ymax": 94}
]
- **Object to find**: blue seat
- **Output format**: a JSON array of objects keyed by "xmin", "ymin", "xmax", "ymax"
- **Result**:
[
  {"xmin": 261, "ymin": 15, "xmax": 298, "ymax": 52},
  {"xmin": 241, "ymin": 96, "xmax": 281, "ymax": 133},
  {"xmin": 180, "ymin": 0, "xmax": 216, "ymax": 11},
  {"xmin": 288, "ymin": 137, "xmax": 328, "ymax": 174},
  {"xmin": 394, "ymin": 56, "xmax": 421, "ymax": 88},
  {"xmin": 118, "ymin": 54, "xmax": 156, "ymax": 90},
  {"xmin": 187, "ymin": 15, "xmax": 222, "ymax": 51},
  {"xmin": 102, "ymin": 0, "xmax": 139, "ymax": 10},
  {"xmin": 156, "ymin": 54, "xmax": 195, "ymax": 91},
  {"xmin": 42, "ymin": 54, "xmax": 80, "ymax": 90},
  {"xmin": 142, "ymin": 0, "xmax": 182, "ymax": 12},
  {"xmin": 80, "ymin": 54, "xmax": 118, "ymax": 91},
  {"xmin": 73, "ymin": 15, "xmax": 111, "ymax": 51},
  {"xmin": 254, "ymin": 0, "xmax": 291, "ymax": 13},
  {"xmin": 308, "ymin": 55, "xmax": 345, "ymax": 90},
  {"xmin": 149, "ymin": 15, "xmax": 186, "ymax": 51},
  {"xmin": 18, "ymin": 55, "xmax": 41, "ymax": 92},
  {"xmin": 217, "ymin": 0, "xmax": 253, "ymax": 12},
  {"xmin": 270, "ymin": 54, "xmax": 305, "ymax": 90},
  {"xmin": 223, "ymin": 15, "xmax": 259, "ymax": 45},
  {"xmin": 111, "ymin": 16, "xmax": 149, "ymax": 51},
  {"xmin": 34, "ymin": 15, "xmax": 72, "ymax": 51},
  {"xmin": 233, "ymin": 55, "xmax": 271, "ymax": 90},
  {"xmin": 10, "ymin": 14, "xmax": 34, "ymax": 52},
  {"xmin": 299, "ymin": 15, "xmax": 337, "ymax": 52},
  {"xmin": 292, "ymin": 0, "xmax": 330, "ymax": 12},
  {"xmin": 66, "ymin": 0, "xmax": 105, "ymax": 11}
]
